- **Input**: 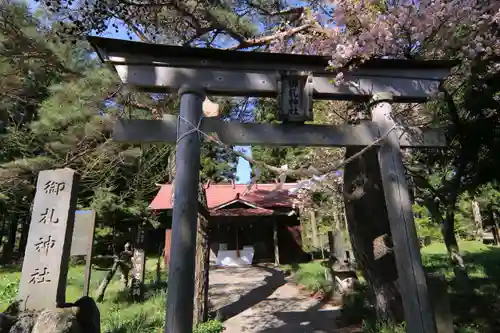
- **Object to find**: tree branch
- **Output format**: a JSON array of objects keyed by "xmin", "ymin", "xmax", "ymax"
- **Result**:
[{"xmin": 225, "ymin": 22, "xmax": 314, "ymax": 50}]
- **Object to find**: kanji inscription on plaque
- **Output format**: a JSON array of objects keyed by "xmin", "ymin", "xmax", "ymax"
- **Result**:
[
  {"xmin": 129, "ymin": 249, "xmax": 146, "ymax": 301},
  {"xmin": 287, "ymin": 78, "xmax": 300, "ymax": 116},
  {"xmin": 278, "ymin": 72, "xmax": 313, "ymax": 122}
]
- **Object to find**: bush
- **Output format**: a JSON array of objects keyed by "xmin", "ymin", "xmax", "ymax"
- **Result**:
[
  {"xmin": 103, "ymin": 310, "xmax": 164, "ymax": 333},
  {"xmin": 193, "ymin": 320, "xmax": 225, "ymax": 333},
  {"xmin": 455, "ymin": 323, "xmax": 482, "ymax": 333},
  {"xmin": 290, "ymin": 261, "xmax": 333, "ymax": 294},
  {"xmin": 0, "ymin": 276, "xmax": 18, "ymax": 305},
  {"xmin": 362, "ymin": 318, "xmax": 406, "ymax": 333}
]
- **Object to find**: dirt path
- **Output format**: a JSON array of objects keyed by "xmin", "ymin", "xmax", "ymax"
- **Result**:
[{"xmin": 209, "ymin": 266, "xmax": 341, "ymax": 333}]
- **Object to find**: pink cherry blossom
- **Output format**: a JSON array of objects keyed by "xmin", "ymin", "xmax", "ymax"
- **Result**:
[{"xmin": 275, "ymin": 0, "xmax": 500, "ymax": 75}]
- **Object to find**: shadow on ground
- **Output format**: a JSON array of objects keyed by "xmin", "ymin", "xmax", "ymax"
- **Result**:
[
  {"xmin": 254, "ymin": 299, "xmax": 340, "ymax": 333},
  {"xmin": 216, "ymin": 265, "xmax": 287, "ymax": 320},
  {"xmin": 210, "ymin": 265, "xmax": 341, "ymax": 333}
]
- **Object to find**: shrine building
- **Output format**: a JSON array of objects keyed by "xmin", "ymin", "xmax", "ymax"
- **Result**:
[{"xmin": 150, "ymin": 182, "xmax": 308, "ymax": 267}]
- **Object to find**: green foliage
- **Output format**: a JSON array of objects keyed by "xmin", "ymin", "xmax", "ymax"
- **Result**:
[
  {"xmin": 413, "ymin": 203, "xmax": 442, "ymax": 240},
  {"xmin": 362, "ymin": 319, "xmax": 406, "ymax": 333},
  {"xmin": 455, "ymin": 323, "xmax": 482, "ymax": 333},
  {"xmin": 454, "ymin": 193, "xmax": 477, "ymax": 238},
  {"xmin": 475, "ymin": 182, "xmax": 500, "ymax": 211},
  {"xmin": 104, "ymin": 308, "xmax": 164, "ymax": 333},
  {"xmin": 0, "ymin": 274, "xmax": 18, "ymax": 304},
  {"xmin": 251, "ymin": 99, "xmax": 311, "ymax": 183},
  {"xmin": 413, "ymin": 190, "xmax": 484, "ymax": 242},
  {"xmin": 193, "ymin": 320, "xmax": 225, "ymax": 333},
  {"xmin": 31, "ymin": 67, "xmax": 118, "ymax": 133},
  {"xmin": 282, "ymin": 261, "xmax": 333, "ymax": 294}
]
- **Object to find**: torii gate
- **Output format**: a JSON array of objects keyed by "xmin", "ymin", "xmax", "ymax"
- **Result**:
[{"xmin": 88, "ymin": 36, "xmax": 455, "ymax": 333}]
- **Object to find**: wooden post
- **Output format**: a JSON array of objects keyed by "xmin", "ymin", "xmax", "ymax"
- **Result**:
[
  {"xmin": 193, "ymin": 184, "xmax": 210, "ymax": 325},
  {"xmin": 426, "ymin": 273, "xmax": 454, "ymax": 333},
  {"xmin": 82, "ymin": 211, "xmax": 95, "ymax": 297},
  {"xmin": 333, "ymin": 197, "xmax": 341, "ymax": 230},
  {"xmin": 273, "ymin": 222, "xmax": 280, "ymax": 266},
  {"xmin": 130, "ymin": 224, "xmax": 146, "ymax": 301},
  {"xmin": 235, "ymin": 227, "xmax": 240, "ymax": 258},
  {"xmin": 310, "ymin": 210, "xmax": 319, "ymax": 249},
  {"xmin": 71, "ymin": 210, "xmax": 96, "ymax": 297},
  {"xmin": 371, "ymin": 92, "xmax": 436, "ymax": 333},
  {"xmin": 471, "ymin": 199, "xmax": 483, "ymax": 241},
  {"xmin": 165, "ymin": 85, "xmax": 204, "ymax": 333},
  {"xmin": 327, "ymin": 231, "xmax": 335, "ymax": 258},
  {"xmin": 164, "ymin": 229, "xmax": 172, "ymax": 267},
  {"xmin": 320, "ymin": 235, "xmax": 325, "ymax": 259},
  {"xmin": 130, "ymin": 248, "xmax": 146, "ymax": 302},
  {"xmin": 492, "ymin": 210, "xmax": 500, "ymax": 245},
  {"xmin": 329, "ymin": 230, "xmax": 345, "ymax": 262}
]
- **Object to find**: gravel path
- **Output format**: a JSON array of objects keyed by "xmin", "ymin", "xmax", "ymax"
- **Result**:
[{"xmin": 209, "ymin": 266, "xmax": 341, "ymax": 333}]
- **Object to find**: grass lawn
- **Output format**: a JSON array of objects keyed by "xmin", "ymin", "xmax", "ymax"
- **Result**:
[
  {"xmin": 422, "ymin": 240, "xmax": 500, "ymax": 332},
  {"xmin": 1, "ymin": 257, "xmax": 167, "ymax": 333}
]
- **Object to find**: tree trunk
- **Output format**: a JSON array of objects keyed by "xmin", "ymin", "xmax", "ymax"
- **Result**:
[
  {"xmin": 443, "ymin": 209, "xmax": 469, "ymax": 286},
  {"xmin": 0, "ymin": 216, "xmax": 7, "ymax": 252},
  {"xmin": 96, "ymin": 260, "xmax": 119, "ymax": 302},
  {"xmin": 1, "ymin": 215, "xmax": 19, "ymax": 264},
  {"xmin": 442, "ymin": 210, "xmax": 461, "ymax": 264},
  {"xmin": 193, "ymin": 183, "xmax": 210, "ymax": 326},
  {"xmin": 156, "ymin": 246, "xmax": 164, "ymax": 285},
  {"xmin": 18, "ymin": 217, "xmax": 30, "ymax": 256},
  {"xmin": 442, "ymin": 156, "xmax": 468, "ymax": 274},
  {"xmin": 343, "ymin": 147, "xmax": 403, "ymax": 321}
]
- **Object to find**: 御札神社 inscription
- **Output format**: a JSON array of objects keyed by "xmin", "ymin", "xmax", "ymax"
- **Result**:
[
  {"xmin": 29, "ymin": 267, "xmax": 51, "ymax": 284},
  {"xmin": 44, "ymin": 180, "xmax": 65, "ymax": 195},
  {"xmin": 38, "ymin": 208, "xmax": 60, "ymax": 224},
  {"xmin": 18, "ymin": 168, "xmax": 79, "ymax": 311},
  {"xmin": 34, "ymin": 235, "xmax": 56, "ymax": 255}
]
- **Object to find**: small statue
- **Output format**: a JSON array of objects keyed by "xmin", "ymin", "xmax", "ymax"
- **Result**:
[{"xmin": 118, "ymin": 242, "xmax": 134, "ymax": 287}]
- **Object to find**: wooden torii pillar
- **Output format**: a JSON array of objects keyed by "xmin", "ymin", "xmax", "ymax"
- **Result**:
[{"xmin": 88, "ymin": 35, "xmax": 455, "ymax": 333}]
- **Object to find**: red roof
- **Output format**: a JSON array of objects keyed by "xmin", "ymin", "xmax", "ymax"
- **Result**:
[
  {"xmin": 149, "ymin": 183, "xmax": 297, "ymax": 210},
  {"xmin": 210, "ymin": 207, "xmax": 282, "ymax": 216}
]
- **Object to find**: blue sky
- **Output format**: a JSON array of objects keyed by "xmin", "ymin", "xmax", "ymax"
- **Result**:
[
  {"xmin": 234, "ymin": 147, "xmax": 252, "ymax": 184},
  {"xmin": 27, "ymin": 0, "xmax": 253, "ymax": 184},
  {"xmin": 96, "ymin": 11, "xmax": 253, "ymax": 183}
]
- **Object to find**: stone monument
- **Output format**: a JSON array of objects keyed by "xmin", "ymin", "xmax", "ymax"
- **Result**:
[{"xmin": 18, "ymin": 168, "xmax": 79, "ymax": 311}]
